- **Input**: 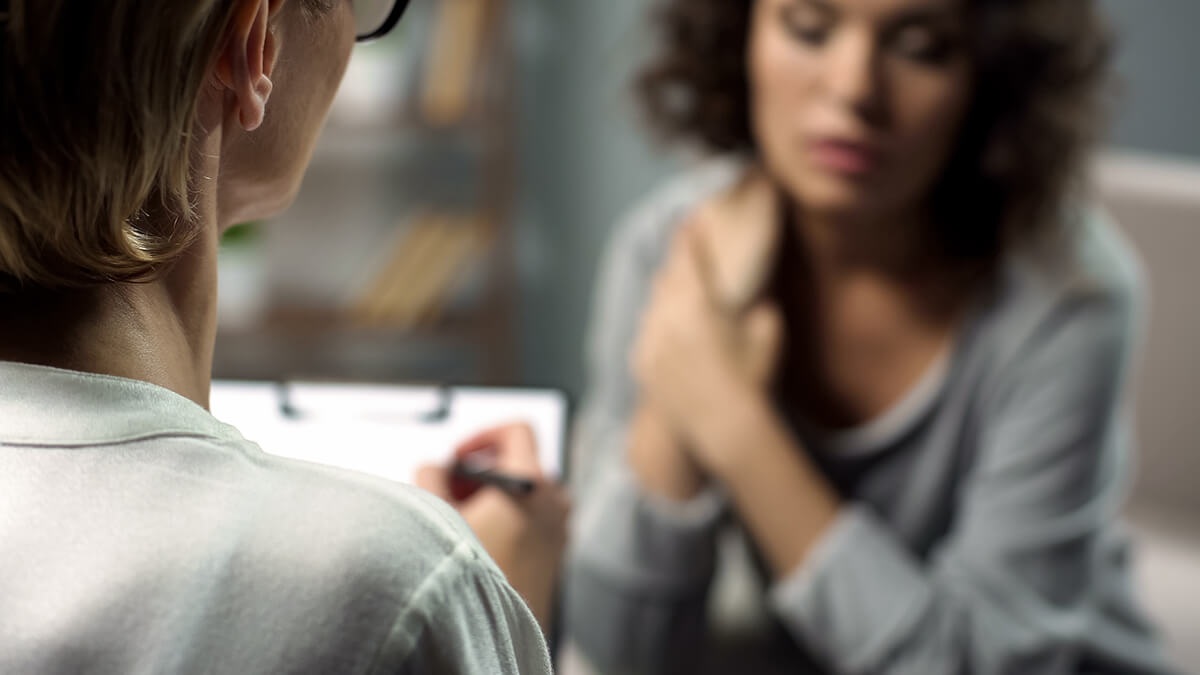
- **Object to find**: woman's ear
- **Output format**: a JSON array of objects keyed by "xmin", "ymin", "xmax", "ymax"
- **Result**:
[{"xmin": 215, "ymin": 0, "xmax": 283, "ymax": 132}]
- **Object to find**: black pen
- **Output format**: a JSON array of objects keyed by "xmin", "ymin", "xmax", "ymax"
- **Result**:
[{"xmin": 451, "ymin": 463, "xmax": 536, "ymax": 498}]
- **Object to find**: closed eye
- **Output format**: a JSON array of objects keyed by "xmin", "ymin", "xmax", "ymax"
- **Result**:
[
  {"xmin": 884, "ymin": 9, "xmax": 964, "ymax": 67},
  {"xmin": 780, "ymin": 0, "xmax": 837, "ymax": 47}
]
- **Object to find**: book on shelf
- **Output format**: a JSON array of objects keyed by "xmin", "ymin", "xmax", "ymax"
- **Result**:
[
  {"xmin": 420, "ymin": 0, "xmax": 493, "ymax": 126},
  {"xmin": 350, "ymin": 211, "xmax": 488, "ymax": 330}
]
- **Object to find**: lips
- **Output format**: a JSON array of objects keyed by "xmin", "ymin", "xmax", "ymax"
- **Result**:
[{"xmin": 808, "ymin": 138, "xmax": 885, "ymax": 177}]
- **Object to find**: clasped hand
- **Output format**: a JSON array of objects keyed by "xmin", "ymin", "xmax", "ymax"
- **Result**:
[{"xmin": 632, "ymin": 215, "xmax": 784, "ymax": 477}]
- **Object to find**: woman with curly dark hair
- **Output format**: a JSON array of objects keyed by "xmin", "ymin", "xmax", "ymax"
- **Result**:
[{"xmin": 563, "ymin": 0, "xmax": 1175, "ymax": 673}]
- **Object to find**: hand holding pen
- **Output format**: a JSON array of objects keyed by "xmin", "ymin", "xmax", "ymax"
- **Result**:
[
  {"xmin": 451, "ymin": 460, "xmax": 536, "ymax": 499},
  {"xmin": 416, "ymin": 423, "xmax": 570, "ymax": 630}
]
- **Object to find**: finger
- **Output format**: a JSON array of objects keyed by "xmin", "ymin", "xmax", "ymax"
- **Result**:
[
  {"xmin": 543, "ymin": 482, "xmax": 572, "ymax": 521},
  {"xmin": 493, "ymin": 423, "xmax": 542, "ymax": 476},
  {"xmin": 665, "ymin": 218, "xmax": 707, "ymax": 283},
  {"xmin": 532, "ymin": 485, "xmax": 572, "ymax": 540},
  {"xmin": 743, "ymin": 302, "xmax": 785, "ymax": 384},
  {"xmin": 661, "ymin": 224, "xmax": 717, "ymax": 313},
  {"xmin": 453, "ymin": 427, "xmax": 505, "ymax": 460},
  {"xmin": 454, "ymin": 423, "xmax": 542, "ymax": 478},
  {"xmin": 522, "ymin": 478, "xmax": 570, "ymax": 519},
  {"xmin": 670, "ymin": 217, "xmax": 700, "ymax": 256},
  {"xmin": 415, "ymin": 464, "xmax": 454, "ymax": 502},
  {"xmin": 682, "ymin": 223, "xmax": 720, "ymax": 303}
]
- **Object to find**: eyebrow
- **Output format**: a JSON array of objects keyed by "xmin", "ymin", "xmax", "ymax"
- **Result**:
[
  {"xmin": 792, "ymin": 0, "xmax": 962, "ymax": 26},
  {"xmin": 888, "ymin": 6, "xmax": 963, "ymax": 27},
  {"xmin": 794, "ymin": 0, "xmax": 838, "ymax": 15}
]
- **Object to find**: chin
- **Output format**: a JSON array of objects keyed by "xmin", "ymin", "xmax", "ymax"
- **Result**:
[
  {"xmin": 267, "ymin": 181, "xmax": 304, "ymax": 219},
  {"xmin": 225, "ymin": 177, "xmax": 304, "ymax": 228},
  {"xmin": 786, "ymin": 173, "xmax": 886, "ymax": 220}
]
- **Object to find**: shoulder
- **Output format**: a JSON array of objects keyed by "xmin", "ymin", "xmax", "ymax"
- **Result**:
[
  {"xmin": 605, "ymin": 156, "xmax": 749, "ymax": 266},
  {"xmin": 1043, "ymin": 206, "xmax": 1143, "ymax": 308},
  {"xmin": 1021, "ymin": 206, "xmax": 1142, "ymax": 315},
  {"xmin": 238, "ymin": 449, "xmax": 494, "ymax": 582},
  {"xmin": 967, "ymin": 207, "xmax": 1145, "ymax": 414},
  {"xmin": 986, "ymin": 207, "xmax": 1144, "ymax": 366},
  {"xmin": 950, "ymin": 212, "xmax": 1147, "ymax": 487},
  {"xmin": 271, "ymin": 461, "xmax": 550, "ymax": 672},
  {"xmin": 226, "ymin": 449, "xmax": 548, "ymax": 667},
  {"xmin": 586, "ymin": 156, "xmax": 750, "ymax": 348}
]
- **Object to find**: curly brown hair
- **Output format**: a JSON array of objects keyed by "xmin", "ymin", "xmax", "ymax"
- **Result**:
[{"xmin": 638, "ymin": 0, "xmax": 1114, "ymax": 263}]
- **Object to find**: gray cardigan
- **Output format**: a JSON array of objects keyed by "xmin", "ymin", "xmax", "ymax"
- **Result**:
[{"xmin": 563, "ymin": 161, "xmax": 1176, "ymax": 675}]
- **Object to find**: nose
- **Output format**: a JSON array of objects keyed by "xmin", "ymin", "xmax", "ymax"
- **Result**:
[{"xmin": 823, "ymin": 29, "xmax": 886, "ymax": 125}]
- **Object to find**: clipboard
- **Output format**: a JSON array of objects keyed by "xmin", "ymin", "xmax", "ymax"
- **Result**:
[{"xmin": 209, "ymin": 380, "xmax": 568, "ymax": 485}]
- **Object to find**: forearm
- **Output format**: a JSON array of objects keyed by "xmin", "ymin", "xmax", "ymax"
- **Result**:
[{"xmin": 695, "ymin": 392, "xmax": 839, "ymax": 579}]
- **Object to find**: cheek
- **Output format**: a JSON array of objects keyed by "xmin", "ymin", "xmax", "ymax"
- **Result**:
[
  {"xmin": 328, "ymin": 9, "xmax": 357, "ymax": 93},
  {"xmin": 311, "ymin": 8, "xmax": 357, "ymax": 120},
  {"xmin": 290, "ymin": 11, "xmax": 357, "ymax": 156},
  {"xmin": 877, "ymin": 64, "xmax": 972, "ymax": 202},
  {"xmin": 748, "ymin": 21, "xmax": 819, "ymax": 164},
  {"xmin": 889, "ymin": 66, "xmax": 972, "ymax": 160},
  {"xmin": 243, "ymin": 16, "xmax": 356, "ymax": 215}
]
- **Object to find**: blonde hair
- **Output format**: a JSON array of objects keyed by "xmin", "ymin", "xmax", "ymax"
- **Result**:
[{"xmin": 0, "ymin": 0, "xmax": 240, "ymax": 292}]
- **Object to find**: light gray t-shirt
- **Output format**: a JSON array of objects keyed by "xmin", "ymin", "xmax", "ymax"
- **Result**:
[
  {"xmin": 0, "ymin": 361, "xmax": 552, "ymax": 674},
  {"xmin": 564, "ymin": 160, "xmax": 1177, "ymax": 674}
]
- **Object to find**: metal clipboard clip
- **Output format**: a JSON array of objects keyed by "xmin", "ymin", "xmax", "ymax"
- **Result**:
[{"xmin": 274, "ymin": 382, "xmax": 455, "ymax": 425}]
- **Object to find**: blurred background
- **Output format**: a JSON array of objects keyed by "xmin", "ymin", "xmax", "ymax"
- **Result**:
[{"xmin": 212, "ymin": 0, "xmax": 1199, "ymax": 667}]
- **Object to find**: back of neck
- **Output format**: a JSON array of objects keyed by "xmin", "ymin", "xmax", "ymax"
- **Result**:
[{"xmin": 0, "ymin": 231, "xmax": 219, "ymax": 409}]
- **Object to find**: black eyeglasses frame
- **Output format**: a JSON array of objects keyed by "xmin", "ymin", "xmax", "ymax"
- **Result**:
[{"xmin": 355, "ymin": 0, "xmax": 410, "ymax": 43}]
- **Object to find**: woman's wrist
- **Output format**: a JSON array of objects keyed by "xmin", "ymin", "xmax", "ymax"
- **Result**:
[
  {"xmin": 689, "ymin": 381, "xmax": 776, "ymax": 480},
  {"xmin": 688, "ymin": 388, "xmax": 841, "ymax": 577},
  {"xmin": 731, "ymin": 449, "xmax": 840, "ymax": 578}
]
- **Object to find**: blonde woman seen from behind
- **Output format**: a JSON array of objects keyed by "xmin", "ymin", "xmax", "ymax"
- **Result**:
[{"xmin": 0, "ymin": 1, "xmax": 565, "ymax": 673}]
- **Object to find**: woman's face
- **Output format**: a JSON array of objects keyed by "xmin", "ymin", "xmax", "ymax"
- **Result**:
[
  {"xmin": 219, "ymin": 0, "xmax": 358, "ymax": 227},
  {"xmin": 747, "ymin": 0, "xmax": 973, "ymax": 222}
]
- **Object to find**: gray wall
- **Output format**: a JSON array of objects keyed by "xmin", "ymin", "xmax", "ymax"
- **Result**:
[
  {"xmin": 515, "ymin": 0, "xmax": 683, "ymax": 396},
  {"xmin": 516, "ymin": 0, "xmax": 1200, "ymax": 396},
  {"xmin": 1103, "ymin": 0, "xmax": 1200, "ymax": 160}
]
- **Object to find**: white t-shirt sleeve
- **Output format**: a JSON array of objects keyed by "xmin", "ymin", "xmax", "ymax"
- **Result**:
[{"xmin": 373, "ymin": 538, "xmax": 552, "ymax": 674}]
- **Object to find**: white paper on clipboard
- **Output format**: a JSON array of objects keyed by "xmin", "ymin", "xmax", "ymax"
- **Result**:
[{"xmin": 209, "ymin": 380, "xmax": 568, "ymax": 485}]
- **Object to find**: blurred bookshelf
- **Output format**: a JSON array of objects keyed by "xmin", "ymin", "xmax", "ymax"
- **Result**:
[{"xmin": 215, "ymin": 0, "xmax": 519, "ymax": 386}]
